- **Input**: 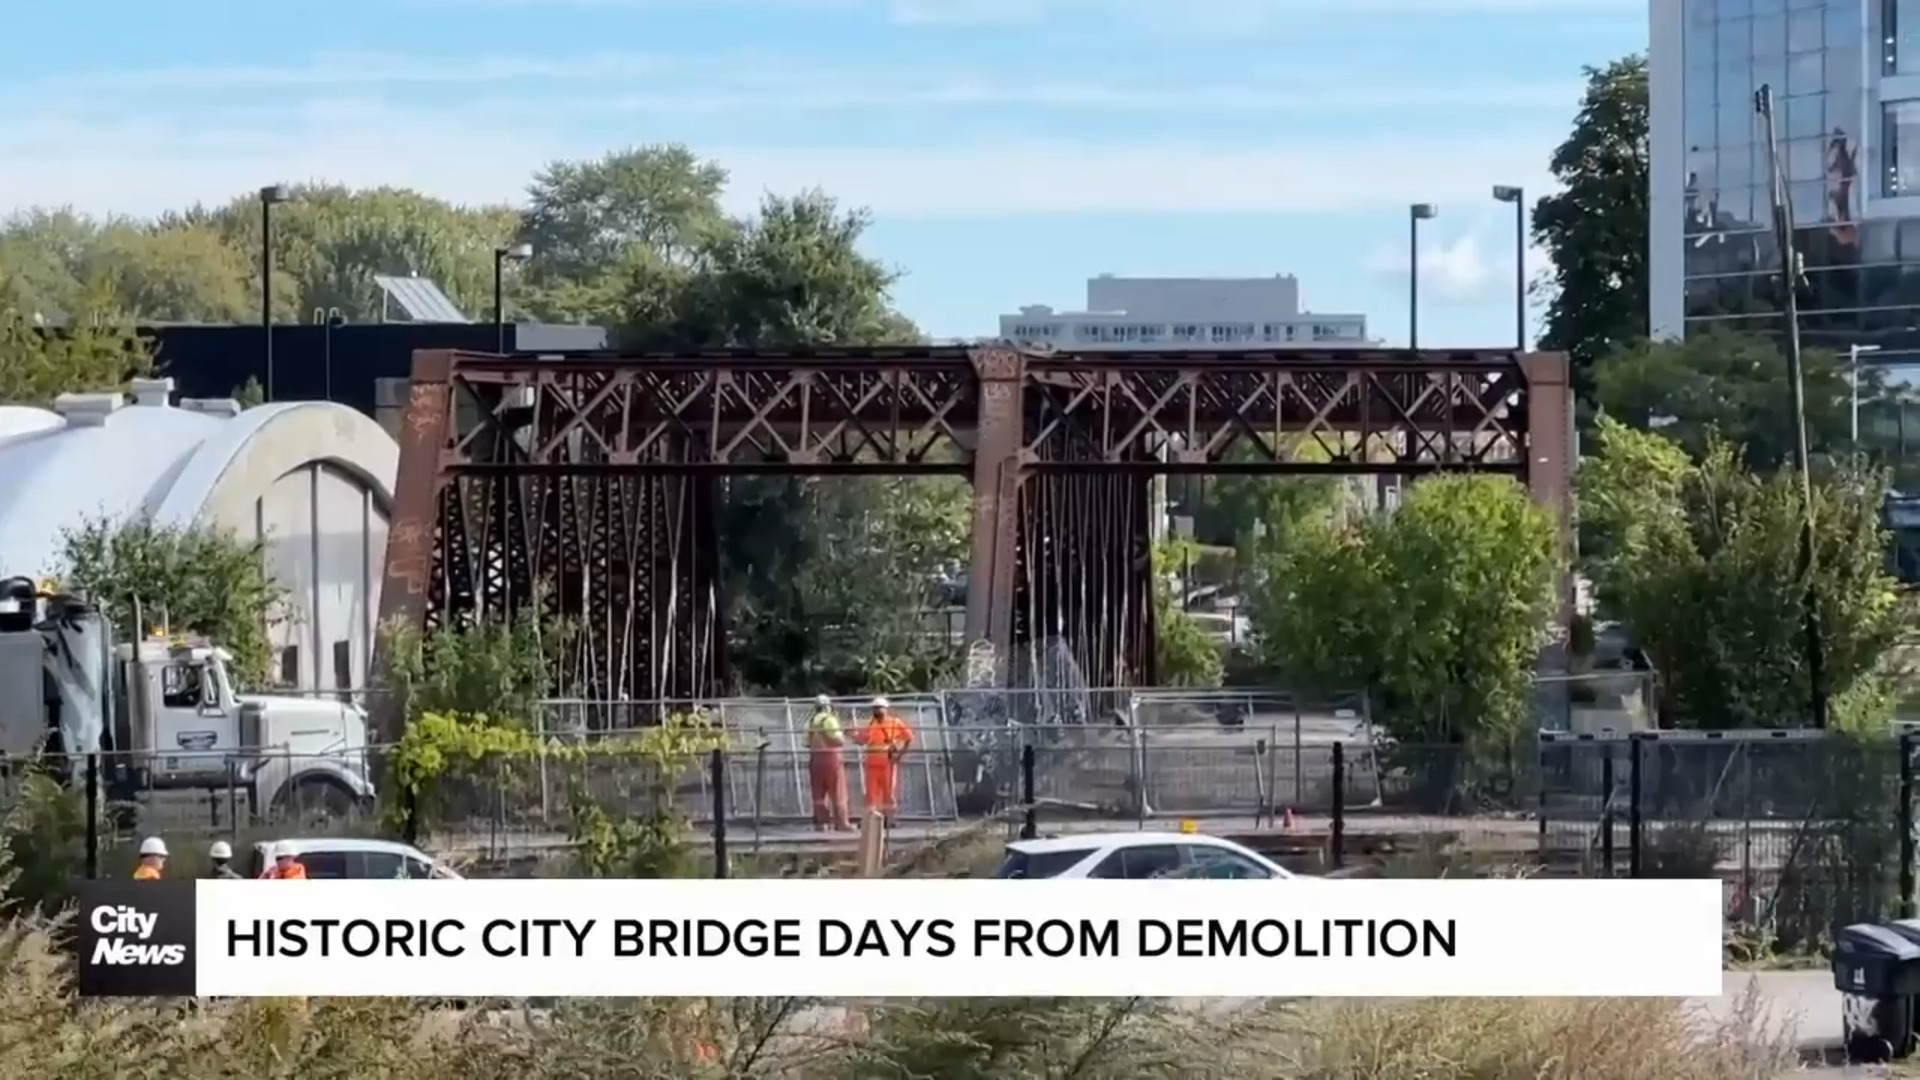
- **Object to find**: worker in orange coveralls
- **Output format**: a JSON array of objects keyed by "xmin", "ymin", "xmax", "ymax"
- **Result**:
[
  {"xmin": 806, "ymin": 694, "xmax": 852, "ymax": 832},
  {"xmin": 854, "ymin": 697, "xmax": 913, "ymax": 824}
]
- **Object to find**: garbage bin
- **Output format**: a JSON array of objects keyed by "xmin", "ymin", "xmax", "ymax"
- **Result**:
[{"xmin": 1834, "ymin": 923, "xmax": 1920, "ymax": 1062}]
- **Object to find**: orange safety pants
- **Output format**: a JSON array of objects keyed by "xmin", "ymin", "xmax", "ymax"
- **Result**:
[
  {"xmin": 809, "ymin": 749, "xmax": 850, "ymax": 830},
  {"xmin": 864, "ymin": 756, "xmax": 900, "ymax": 815}
]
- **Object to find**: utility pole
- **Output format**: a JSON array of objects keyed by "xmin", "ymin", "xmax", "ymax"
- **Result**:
[{"xmin": 1756, "ymin": 84, "xmax": 1828, "ymax": 729}]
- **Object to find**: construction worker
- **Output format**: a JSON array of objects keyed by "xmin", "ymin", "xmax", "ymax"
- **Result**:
[
  {"xmin": 260, "ymin": 841, "xmax": 308, "ymax": 879},
  {"xmin": 132, "ymin": 837, "xmax": 167, "ymax": 880},
  {"xmin": 806, "ymin": 694, "xmax": 851, "ymax": 832},
  {"xmin": 854, "ymin": 697, "xmax": 913, "ymax": 824},
  {"xmin": 207, "ymin": 841, "xmax": 241, "ymax": 880}
]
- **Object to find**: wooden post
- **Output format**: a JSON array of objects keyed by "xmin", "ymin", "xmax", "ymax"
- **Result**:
[{"xmin": 857, "ymin": 808, "xmax": 887, "ymax": 877}]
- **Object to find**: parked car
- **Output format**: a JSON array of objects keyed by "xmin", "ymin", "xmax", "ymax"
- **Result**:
[
  {"xmin": 247, "ymin": 837, "xmax": 462, "ymax": 880},
  {"xmin": 991, "ymin": 831, "xmax": 1296, "ymax": 880}
]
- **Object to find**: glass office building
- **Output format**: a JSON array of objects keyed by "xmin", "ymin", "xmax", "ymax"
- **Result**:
[{"xmin": 1650, "ymin": 0, "xmax": 1920, "ymax": 476}]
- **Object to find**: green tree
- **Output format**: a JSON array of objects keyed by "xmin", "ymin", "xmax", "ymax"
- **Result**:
[
  {"xmin": 1579, "ymin": 417, "xmax": 1907, "ymax": 729},
  {"xmin": 0, "ymin": 278, "xmax": 153, "ymax": 405},
  {"xmin": 519, "ymin": 144, "xmax": 730, "ymax": 324},
  {"xmin": 85, "ymin": 221, "xmax": 257, "ymax": 323},
  {"xmin": 54, "ymin": 515, "xmax": 284, "ymax": 687},
  {"xmin": 1152, "ymin": 537, "xmax": 1225, "ymax": 687},
  {"xmin": 378, "ymin": 615, "xmax": 571, "ymax": 728},
  {"xmin": 0, "ymin": 208, "xmax": 103, "ymax": 318},
  {"xmin": 1534, "ymin": 55, "xmax": 1648, "ymax": 406},
  {"xmin": 206, "ymin": 185, "xmax": 517, "ymax": 322},
  {"xmin": 1248, "ymin": 474, "xmax": 1559, "ymax": 751},
  {"xmin": 1594, "ymin": 327, "xmax": 1859, "ymax": 471},
  {"xmin": 606, "ymin": 185, "xmax": 942, "ymax": 693}
]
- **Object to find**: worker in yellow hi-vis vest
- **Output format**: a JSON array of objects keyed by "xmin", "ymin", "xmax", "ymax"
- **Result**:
[{"xmin": 807, "ymin": 694, "xmax": 852, "ymax": 831}]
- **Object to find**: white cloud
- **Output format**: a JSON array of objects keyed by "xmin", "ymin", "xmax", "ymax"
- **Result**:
[
  {"xmin": 408, "ymin": 0, "xmax": 1636, "ymax": 17},
  {"xmin": 1363, "ymin": 211, "xmax": 1550, "ymax": 305},
  {"xmin": 7, "ymin": 55, "xmax": 1578, "ymax": 118},
  {"xmin": 0, "ymin": 43, "xmax": 1572, "ymax": 221},
  {"xmin": 0, "ymin": 88, "xmax": 1560, "ymax": 220}
]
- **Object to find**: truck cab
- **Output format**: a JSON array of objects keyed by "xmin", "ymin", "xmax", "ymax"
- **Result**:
[{"xmin": 113, "ymin": 635, "xmax": 375, "ymax": 819}]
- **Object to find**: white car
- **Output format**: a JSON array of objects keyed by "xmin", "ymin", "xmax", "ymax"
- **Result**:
[
  {"xmin": 248, "ymin": 837, "xmax": 463, "ymax": 880},
  {"xmin": 991, "ymin": 831, "xmax": 1297, "ymax": 880}
]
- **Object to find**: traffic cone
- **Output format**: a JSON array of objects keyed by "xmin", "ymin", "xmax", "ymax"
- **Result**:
[{"xmin": 1281, "ymin": 806, "xmax": 1296, "ymax": 831}]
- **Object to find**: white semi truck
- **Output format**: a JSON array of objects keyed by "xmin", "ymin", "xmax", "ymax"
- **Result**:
[{"xmin": 0, "ymin": 576, "xmax": 375, "ymax": 820}]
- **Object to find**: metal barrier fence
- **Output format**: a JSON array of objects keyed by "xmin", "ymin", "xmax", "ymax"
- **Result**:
[{"xmin": 36, "ymin": 725, "xmax": 1920, "ymax": 943}]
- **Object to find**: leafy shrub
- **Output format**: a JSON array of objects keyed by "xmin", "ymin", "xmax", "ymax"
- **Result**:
[{"xmin": 56, "ymin": 515, "xmax": 283, "ymax": 688}]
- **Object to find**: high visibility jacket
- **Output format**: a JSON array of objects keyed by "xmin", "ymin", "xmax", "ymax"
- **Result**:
[
  {"xmin": 263, "ymin": 861, "xmax": 307, "ymax": 880},
  {"xmin": 857, "ymin": 713, "xmax": 913, "ymax": 756},
  {"xmin": 807, "ymin": 709, "xmax": 845, "ymax": 748},
  {"xmin": 132, "ymin": 863, "xmax": 162, "ymax": 880}
]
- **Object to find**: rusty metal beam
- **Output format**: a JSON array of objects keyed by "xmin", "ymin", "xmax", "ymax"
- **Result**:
[{"xmin": 378, "ymin": 344, "xmax": 1564, "ymax": 710}]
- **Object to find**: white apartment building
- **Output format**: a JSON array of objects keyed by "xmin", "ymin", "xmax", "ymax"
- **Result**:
[{"xmin": 998, "ymin": 275, "xmax": 1371, "ymax": 350}]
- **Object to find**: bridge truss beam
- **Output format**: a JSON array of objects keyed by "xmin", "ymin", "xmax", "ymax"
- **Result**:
[{"xmin": 378, "ymin": 346, "xmax": 1568, "ymax": 724}]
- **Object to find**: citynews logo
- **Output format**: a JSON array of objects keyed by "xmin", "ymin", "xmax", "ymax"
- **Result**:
[
  {"xmin": 90, "ymin": 905, "xmax": 186, "ymax": 966},
  {"xmin": 76, "ymin": 881, "xmax": 196, "ymax": 997}
]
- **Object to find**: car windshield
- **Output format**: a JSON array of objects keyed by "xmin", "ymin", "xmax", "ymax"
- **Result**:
[{"xmin": 992, "ymin": 848, "xmax": 1095, "ymax": 879}]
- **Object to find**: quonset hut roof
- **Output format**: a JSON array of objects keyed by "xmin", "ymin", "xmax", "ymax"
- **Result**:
[{"xmin": 0, "ymin": 378, "xmax": 399, "ymax": 580}]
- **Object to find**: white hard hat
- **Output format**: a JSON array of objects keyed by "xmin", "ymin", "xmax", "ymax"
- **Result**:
[
  {"xmin": 272, "ymin": 841, "xmax": 298, "ymax": 859},
  {"xmin": 815, "ymin": 694, "xmax": 831, "ymax": 706},
  {"xmin": 138, "ymin": 837, "xmax": 168, "ymax": 858},
  {"xmin": 208, "ymin": 841, "xmax": 232, "ymax": 860},
  {"xmin": 872, "ymin": 697, "xmax": 889, "ymax": 709}
]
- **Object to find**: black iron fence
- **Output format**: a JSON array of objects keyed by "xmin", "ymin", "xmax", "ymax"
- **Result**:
[{"xmin": 39, "ymin": 726, "xmax": 1920, "ymax": 943}]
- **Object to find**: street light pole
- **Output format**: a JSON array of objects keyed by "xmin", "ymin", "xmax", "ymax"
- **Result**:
[
  {"xmin": 259, "ymin": 184, "xmax": 288, "ymax": 401},
  {"xmin": 493, "ymin": 243, "xmax": 533, "ymax": 353},
  {"xmin": 1492, "ymin": 186, "xmax": 1526, "ymax": 350},
  {"xmin": 1851, "ymin": 343, "xmax": 1883, "ymax": 447},
  {"xmin": 1757, "ymin": 83, "xmax": 1827, "ymax": 729},
  {"xmin": 1409, "ymin": 204, "xmax": 1437, "ymax": 349}
]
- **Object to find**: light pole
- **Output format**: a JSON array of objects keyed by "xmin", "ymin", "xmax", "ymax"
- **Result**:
[
  {"xmin": 1850, "ymin": 343, "xmax": 1883, "ymax": 447},
  {"xmin": 494, "ymin": 243, "xmax": 533, "ymax": 353},
  {"xmin": 259, "ymin": 184, "xmax": 289, "ymax": 401},
  {"xmin": 1492, "ymin": 185, "xmax": 1526, "ymax": 350},
  {"xmin": 1409, "ymin": 204, "xmax": 1437, "ymax": 349}
]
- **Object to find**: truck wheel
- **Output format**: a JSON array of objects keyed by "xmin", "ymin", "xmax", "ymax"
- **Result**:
[{"xmin": 272, "ymin": 777, "xmax": 360, "ymax": 827}]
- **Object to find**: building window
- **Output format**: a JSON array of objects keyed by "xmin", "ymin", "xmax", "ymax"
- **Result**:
[
  {"xmin": 279, "ymin": 646, "xmax": 299, "ymax": 687},
  {"xmin": 332, "ymin": 639, "xmax": 353, "ymax": 704},
  {"xmin": 1890, "ymin": 0, "xmax": 1920, "ymax": 75},
  {"xmin": 1884, "ymin": 101, "xmax": 1920, "ymax": 196}
]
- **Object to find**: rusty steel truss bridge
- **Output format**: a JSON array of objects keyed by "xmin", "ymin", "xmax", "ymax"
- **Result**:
[{"xmin": 376, "ymin": 345, "xmax": 1572, "ymax": 713}]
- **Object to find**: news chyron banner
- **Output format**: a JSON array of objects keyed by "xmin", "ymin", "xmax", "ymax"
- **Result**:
[{"xmin": 78, "ymin": 878, "xmax": 1724, "ymax": 998}]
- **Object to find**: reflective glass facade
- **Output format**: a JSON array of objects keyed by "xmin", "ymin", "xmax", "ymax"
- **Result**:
[{"xmin": 1681, "ymin": 0, "xmax": 1884, "ymax": 351}]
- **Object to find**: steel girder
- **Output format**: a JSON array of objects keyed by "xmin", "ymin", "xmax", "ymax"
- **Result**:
[{"xmin": 377, "ymin": 345, "xmax": 1567, "ymax": 726}]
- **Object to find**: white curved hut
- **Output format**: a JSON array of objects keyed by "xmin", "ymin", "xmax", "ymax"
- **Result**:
[{"xmin": 0, "ymin": 377, "xmax": 398, "ymax": 692}]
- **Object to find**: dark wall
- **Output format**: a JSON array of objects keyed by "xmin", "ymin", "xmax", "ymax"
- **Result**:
[{"xmin": 146, "ymin": 322, "xmax": 607, "ymax": 418}]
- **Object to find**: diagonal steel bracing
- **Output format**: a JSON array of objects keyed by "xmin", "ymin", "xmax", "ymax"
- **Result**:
[{"xmin": 376, "ymin": 345, "xmax": 1568, "ymax": 730}]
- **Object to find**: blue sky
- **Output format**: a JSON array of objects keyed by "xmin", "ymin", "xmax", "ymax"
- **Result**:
[{"xmin": 0, "ymin": 0, "xmax": 1643, "ymax": 345}]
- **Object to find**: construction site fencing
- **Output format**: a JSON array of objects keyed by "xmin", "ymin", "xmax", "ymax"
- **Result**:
[{"xmin": 46, "ymin": 689, "xmax": 1915, "ymax": 938}]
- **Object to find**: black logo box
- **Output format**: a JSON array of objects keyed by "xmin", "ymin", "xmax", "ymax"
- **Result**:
[{"xmin": 74, "ymin": 880, "xmax": 198, "ymax": 997}]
